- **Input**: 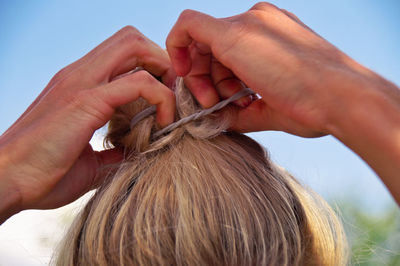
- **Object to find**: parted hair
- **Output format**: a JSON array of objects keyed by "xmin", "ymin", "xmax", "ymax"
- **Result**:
[{"xmin": 55, "ymin": 78, "xmax": 348, "ymax": 266}]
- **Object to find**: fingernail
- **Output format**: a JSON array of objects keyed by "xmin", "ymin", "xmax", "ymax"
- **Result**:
[{"xmin": 234, "ymin": 95, "xmax": 252, "ymax": 108}]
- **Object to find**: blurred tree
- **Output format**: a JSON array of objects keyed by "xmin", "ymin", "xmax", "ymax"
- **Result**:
[{"xmin": 335, "ymin": 200, "xmax": 400, "ymax": 265}]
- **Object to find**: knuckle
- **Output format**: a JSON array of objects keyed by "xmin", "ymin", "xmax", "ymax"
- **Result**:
[
  {"xmin": 163, "ymin": 87, "xmax": 175, "ymax": 99},
  {"xmin": 53, "ymin": 67, "xmax": 68, "ymax": 80},
  {"xmin": 178, "ymin": 9, "xmax": 197, "ymax": 22},
  {"xmin": 240, "ymin": 6, "xmax": 263, "ymax": 22},
  {"xmin": 130, "ymin": 71, "xmax": 173, "ymax": 100},
  {"xmin": 251, "ymin": 2, "xmax": 277, "ymax": 11},
  {"xmin": 50, "ymin": 66, "xmax": 71, "ymax": 84},
  {"xmin": 119, "ymin": 30, "xmax": 147, "ymax": 50},
  {"xmin": 237, "ymin": 11, "xmax": 254, "ymax": 24},
  {"xmin": 240, "ymin": 3, "xmax": 279, "ymax": 27},
  {"xmin": 116, "ymin": 26, "xmax": 148, "ymax": 47},
  {"xmin": 157, "ymin": 86, "xmax": 175, "ymax": 107},
  {"xmin": 133, "ymin": 70, "xmax": 156, "ymax": 84},
  {"xmin": 50, "ymin": 66, "xmax": 85, "ymax": 90},
  {"xmin": 119, "ymin": 25, "xmax": 140, "ymax": 36}
]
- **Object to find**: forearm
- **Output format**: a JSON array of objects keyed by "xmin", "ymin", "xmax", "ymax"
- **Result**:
[
  {"xmin": 0, "ymin": 151, "xmax": 21, "ymax": 224},
  {"xmin": 328, "ymin": 74, "xmax": 400, "ymax": 204}
]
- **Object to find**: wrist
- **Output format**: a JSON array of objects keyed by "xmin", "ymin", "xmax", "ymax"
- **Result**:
[
  {"xmin": 327, "ymin": 70, "xmax": 400, "ymax": 141},
  {"xmin": 326, "ymin": 72, "xmax": 400, "ymax": 202}
]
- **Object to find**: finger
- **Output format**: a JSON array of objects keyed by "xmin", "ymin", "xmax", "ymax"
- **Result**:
[
  {"xmin": 6, "ymin": 27, "xmax": 174, "ymax": 136},
  {"xmin": 32, "ymin": 146, "xmax": 123, "ymax": 209},
  {"xmin": 166, "ymin": 9, "xmax": 228, "ymax": 76},
  {"xmin": 47, "ymin": 26, "xmax": 174, "ymax": 90},
  {"xmin": 92, "ymin": 148, "xmax": 124, "ymax": 186},
  {"xmin": 211, "ymin": 58, "xmax": 252, "ymax": 107},
  {"xmin": 231, "ymin": 99, "xmax": 325, "ymax": 137},
  {"xmin": 42, "ymin": 26, "xmax": 144, "ymax": 90},
  {"xmin": 183, "ymin": 42, "xmax": 220, "ymax": 108},
  {"xmin": 82, "ymin": 70, "xmax": 175, "ymax": 128},
  {"xmin": 84, "ymin": 26, "xmax": 174, "ymax": 85}
]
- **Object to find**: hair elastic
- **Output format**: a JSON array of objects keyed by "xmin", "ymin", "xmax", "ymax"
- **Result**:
[{"xmin": 130, "ymin": 87, "xmax": 254, "ymax": 139}]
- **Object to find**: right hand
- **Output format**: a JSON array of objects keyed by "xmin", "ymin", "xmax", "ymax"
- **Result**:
[{"xmin": 165, "ymin": 2, "xmax": 382, "ymax": 137}]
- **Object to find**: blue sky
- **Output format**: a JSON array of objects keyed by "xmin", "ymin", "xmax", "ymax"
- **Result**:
[{"xmin": 1, "ymin": 0, "xmax": 399, "ymax": 212}]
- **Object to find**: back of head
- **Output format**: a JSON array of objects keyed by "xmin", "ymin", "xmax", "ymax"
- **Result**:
[{"xmin": 56, "ymin": 78, "xmax": 348, "ymax": 265}]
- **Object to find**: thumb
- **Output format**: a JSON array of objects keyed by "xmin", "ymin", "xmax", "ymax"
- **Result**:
[
  {"xmin": 31, "ymin": 146, "xmax": 123, "ymax": 210},
  {"xmin": 92, "ymin": 147, "xmax": 124, "ymax": 187},
  {"xmin": 229, "ymin": 100, "xmax": 272, "ymax": 133}
]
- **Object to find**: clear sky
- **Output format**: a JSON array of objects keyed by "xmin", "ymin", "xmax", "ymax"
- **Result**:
[{"xmin": 0, "ymin": 0, "xmax": 399, "ymax": 264}]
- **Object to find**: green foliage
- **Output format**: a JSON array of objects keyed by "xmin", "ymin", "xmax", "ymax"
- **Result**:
[{"xmin": 335, "ymin": 201, "xmax": 400, "ymax": 265}]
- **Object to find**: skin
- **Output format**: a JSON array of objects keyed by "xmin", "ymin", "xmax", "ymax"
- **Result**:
[
  {"xmin": 165, "ymin": 3, "xmax": 400, "ymax": 203},
  {"xmin": 0, "ymin": 26, "xmax": 176, "ymax": 223},
  {"xmin": 0, "ymin": 2, "xmax": 399, "ymax": 224}
]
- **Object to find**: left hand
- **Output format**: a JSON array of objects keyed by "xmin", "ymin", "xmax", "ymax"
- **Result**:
[{"xmin": 0, "ymin": 26, "xmax": 176, "ymax": 222}]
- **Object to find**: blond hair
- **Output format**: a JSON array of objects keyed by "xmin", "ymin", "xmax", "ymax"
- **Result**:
[{"xmin": 55, "ymin": 78, "xmax": 348, "ymax": 265}]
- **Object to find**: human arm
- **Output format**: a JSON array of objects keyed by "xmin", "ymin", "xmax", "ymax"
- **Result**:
[
  {"xmin": 165, "ymin": 2, "xmax": 400, "ymax": 203},
  {"xmin": 0, "ymin": 26, "xmax": 176, "ymax": 223},
  {"xmin": 327, "ymin": 76, "xmax": 400, "ymax": 204}
]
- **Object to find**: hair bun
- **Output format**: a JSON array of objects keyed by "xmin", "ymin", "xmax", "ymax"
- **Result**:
[{"xmin": 105, "ymin": 78, "xmax": 233, "ymax": 154}]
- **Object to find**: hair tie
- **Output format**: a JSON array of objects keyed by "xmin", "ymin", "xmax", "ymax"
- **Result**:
[{"xmin": 130, "ymin": 87, "xmax": 254, "ymax": 139}]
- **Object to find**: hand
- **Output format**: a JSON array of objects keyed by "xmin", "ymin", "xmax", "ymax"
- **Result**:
[
  {"xmin": 166, "ymin": 2, "xmax": 400, "ymax": 204},
  {"xmin": 0, "ymin": 26, "xmax": 176, "ymax": 222},
  {"xmin": 166, "ymin": 2, "xmax": 374, "ymax": 137}
]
